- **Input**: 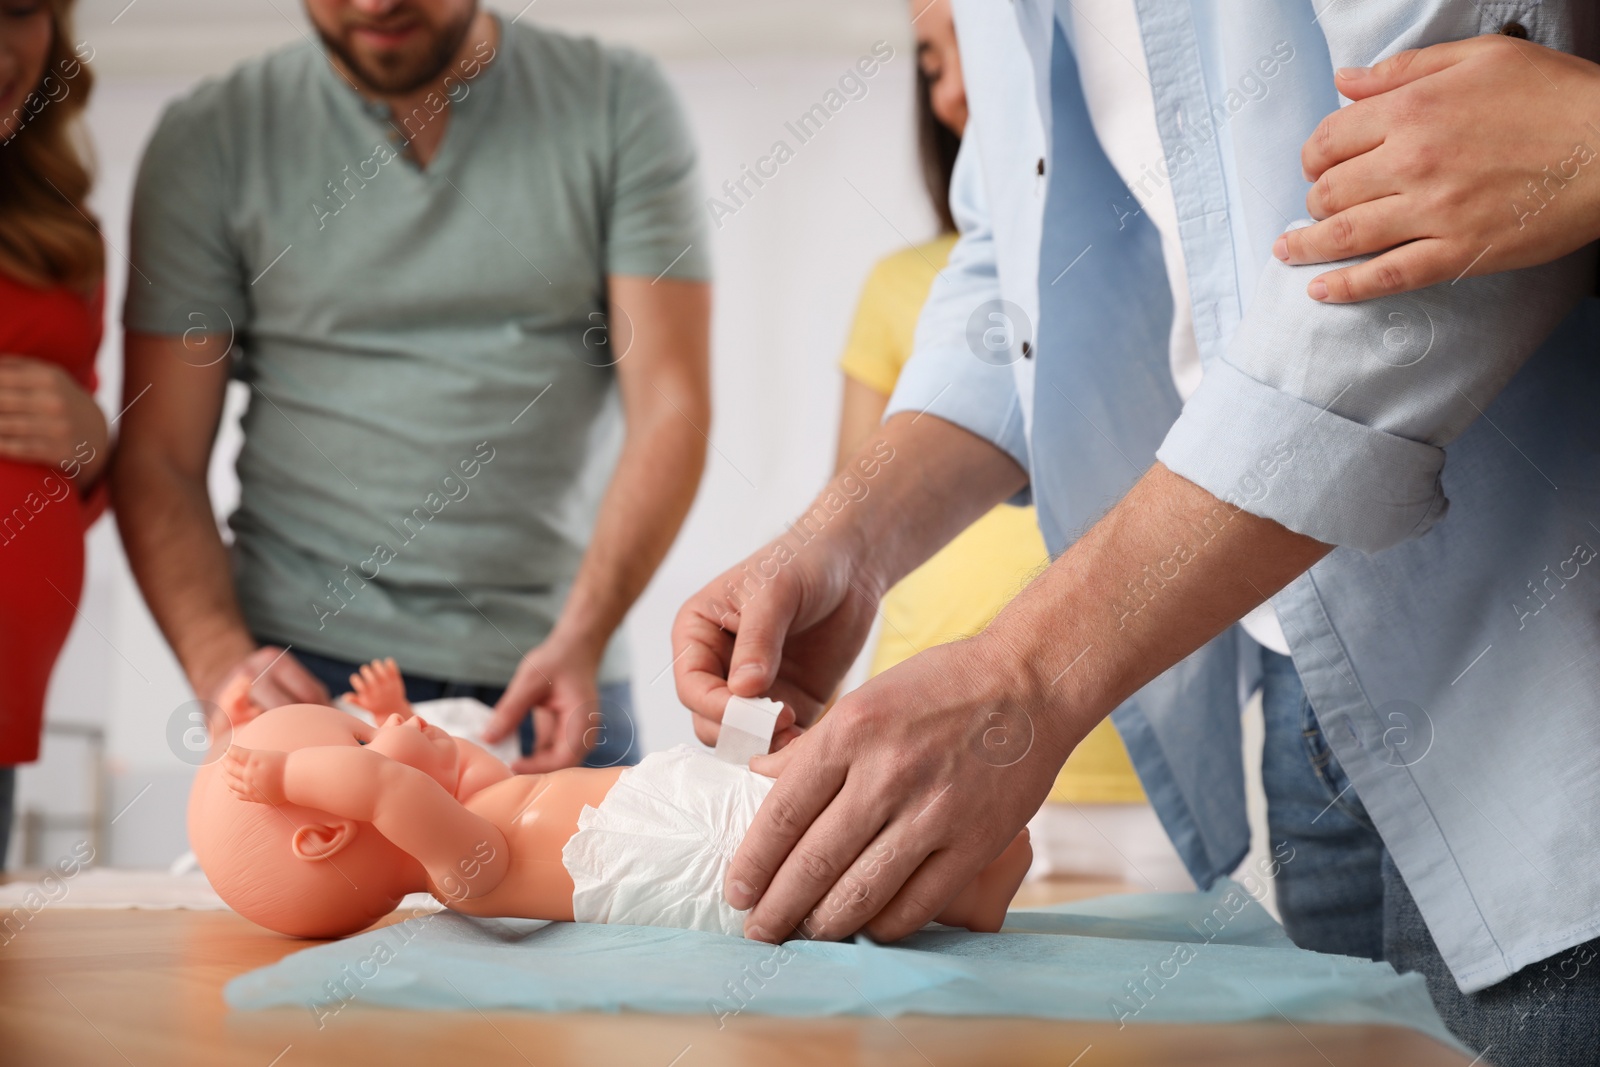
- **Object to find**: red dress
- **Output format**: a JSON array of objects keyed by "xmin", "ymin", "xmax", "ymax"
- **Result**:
[{"xmin": 0, "ymin": 270, "xmax": 106, "ymax": 765}]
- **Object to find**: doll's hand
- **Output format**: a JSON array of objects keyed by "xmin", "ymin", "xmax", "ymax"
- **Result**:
[
  {"xmin": 344, "ymin": 657, "xmax": 412, "ymax": 720},
  {"xmin": 221, "ymin": 746, "xmax": 289, "ymax": 805}
]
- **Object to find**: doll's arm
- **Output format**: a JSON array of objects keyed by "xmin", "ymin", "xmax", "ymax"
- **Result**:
[
  {"xmin": 452, "ymin": 738, "xmax": 515, "ymax": 799},
  {"xmin": 343, "ymin": 658, "xmax": 415, "ymax": 721},
  {"xmin": 222, "ymin": 745, "xmax": 510, "ymax": 902}
]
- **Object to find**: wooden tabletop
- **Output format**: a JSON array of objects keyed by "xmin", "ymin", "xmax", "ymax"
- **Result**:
[{"xmin": 0, "ymin": 877, "xmax": 1473, "ymax": 1067}]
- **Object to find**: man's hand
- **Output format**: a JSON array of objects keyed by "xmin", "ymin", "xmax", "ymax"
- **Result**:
[
  {"xmin": 483, "ymin": 635, "xmax": 604, "ymax": 773},
  {"xmin": 1279, "ymin": 34, "xmax": 1600, "ymax": 301},
  {"xmin": 220, "ymin": 746, "xmax": 289, "ymax": 805},
  {"xmin": 201, "ymin": 645, "xmax": 330, "ymax": 713},
  {"xmin": 672, "ymin": 412, "xmax": 1028, "ymax": 751},
  {"xmin": 672, "ymin": 529, "xmax": 882, "ymax": 750},
  {"xmin": 0, "ymin": 355, "xmax": 108, "ymax": 481},
  {"xmin": 723, "ymin": 463, "xmax": 1328, "ymax": 945},
  {"xmin": 730, "ymin": 632, "xmax": 1064, "ymax": 943}
]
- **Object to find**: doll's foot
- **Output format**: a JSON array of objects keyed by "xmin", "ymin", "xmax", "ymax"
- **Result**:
[
  {"xmin": 217, "ymin": 673, "xmax": 265, "ymax": 729},
  {"xmin": 344, "ymin": 657, "xmax": 413, "ymax": 720},
  {"xmin": 934, "ymin": 828, "xmax": 1033, "ymax": 934}
]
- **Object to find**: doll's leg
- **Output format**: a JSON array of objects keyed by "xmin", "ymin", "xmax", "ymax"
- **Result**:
[
  {"xmin": 932, "ymin": 828, "xmax": 1032, "ymax": 933},
  {"xmin": 344, "ymin": 657, "xmax": 415, "ymax": 720}
]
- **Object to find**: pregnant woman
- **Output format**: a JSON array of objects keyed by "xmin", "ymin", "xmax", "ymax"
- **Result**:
[{"xmin": 0, "ymin": 0, "xmax": 108, "ymax": 865}]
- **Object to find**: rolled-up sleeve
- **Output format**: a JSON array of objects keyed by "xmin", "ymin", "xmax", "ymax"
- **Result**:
[
  {"xmin": 1157, "ymin": 233, "xmax": 1593, "ymax": 552},
  {"xmin": 885, "ymin": 134, "xmax": 1030, "ymax": 477}
]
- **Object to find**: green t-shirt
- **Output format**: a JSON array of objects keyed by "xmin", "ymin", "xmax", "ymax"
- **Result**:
[{"xmin": 124, "ymin": 19, "xmax": 711, "ymax": 686}]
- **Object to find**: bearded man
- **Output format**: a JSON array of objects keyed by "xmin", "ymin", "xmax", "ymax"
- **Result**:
[{"xmin": 115, "ymin": 0, "xmax": 712, "ymax": 772}]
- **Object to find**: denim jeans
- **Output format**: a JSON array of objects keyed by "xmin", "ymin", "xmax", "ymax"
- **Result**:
[
  {"xmin": 1262, "ymin": 649, "xmax": 1600, "ymax": 1066},
  {"xmin": 290, "ymin": 646, "xmax": 640, "ymax": 769},
  {"xmin": 1259, "ymin": 648, "xmax": 1385, "ymax": 960},
  {"xmin": 0, "ymin": 765, "xmax": 14, "ymax": 870}
]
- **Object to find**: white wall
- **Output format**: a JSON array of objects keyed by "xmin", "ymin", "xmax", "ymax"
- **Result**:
[{"xmin": 13, "ymin": 0, "xmax": 930, "ymax": 867}]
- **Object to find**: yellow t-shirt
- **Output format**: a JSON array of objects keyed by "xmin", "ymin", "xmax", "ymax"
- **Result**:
[{"xmin": 839, "ymin": 237, "xmax": 1145, "ymax": 804}]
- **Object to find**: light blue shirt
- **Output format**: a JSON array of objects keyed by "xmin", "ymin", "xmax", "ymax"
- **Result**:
[{"xmin": 893, "ymin": 0, "xmax": 1600, "ymax": 992}]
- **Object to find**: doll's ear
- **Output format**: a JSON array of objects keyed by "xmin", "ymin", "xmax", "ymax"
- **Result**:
[{"xmin": 290, "ymin": 819, "xmax": 360, "ymax": 861}]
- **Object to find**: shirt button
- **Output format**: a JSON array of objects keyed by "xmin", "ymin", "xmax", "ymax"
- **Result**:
[
  {"xmin": 1499, "ymin": 20, "xmax": 1529, "ymax": 39},
  {"xmin": 1036, "ymin": 158, "xmax": 1046, "ymax": 176},
  {"xmin": 1021, "ymin": 340, "xmax": 1033, "ymax": 359}
]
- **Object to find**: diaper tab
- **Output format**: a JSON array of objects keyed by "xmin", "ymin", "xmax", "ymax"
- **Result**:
[{"xmin": 714, "ymin": 696, "xmax": 783, "ymax": 766}]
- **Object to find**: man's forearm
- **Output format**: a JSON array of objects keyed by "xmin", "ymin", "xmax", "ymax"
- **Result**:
[
  {"xmin": 111, "ymin": 447, "xmax": 255, "ymax": 693},
  {"xmin": 984, "ymin": 462, "xmax": 1329, "ymax": 758},
  {"xmin": 821, "ymin": 410, "xmax": 1027, "ymax": 598}
]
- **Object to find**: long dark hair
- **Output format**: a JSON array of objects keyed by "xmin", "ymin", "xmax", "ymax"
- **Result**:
[
  {"xmin": 915, "ymin": 66, "xmax": 960, "ymax": 235},
  {"xmin": 0, "ymin": 0, "xmax": 101, "ymax": 291}
]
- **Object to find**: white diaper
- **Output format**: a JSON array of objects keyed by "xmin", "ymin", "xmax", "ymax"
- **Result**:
[{"xmin": 561, "ymin": 744, "xmax": 774, "ymax": 937}]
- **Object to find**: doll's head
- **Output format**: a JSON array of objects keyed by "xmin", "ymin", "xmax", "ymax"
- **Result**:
[{"xmin": 188, "ymin": 703, "xmax": 456, "ymax": 939}]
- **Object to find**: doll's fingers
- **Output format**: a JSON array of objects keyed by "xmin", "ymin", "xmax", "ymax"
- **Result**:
[
  {"xmin": 219, "ymin": 749, "xmax": 256, "ymax": 800},
  {"xmin": 749, "ymin": 731, "xmax": 804, "ymax": 778}
]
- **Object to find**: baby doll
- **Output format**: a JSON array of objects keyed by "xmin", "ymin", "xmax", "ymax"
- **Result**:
[{"xmin": 190, "ymin": 659, "xmax": 1033, "ymax": 942}]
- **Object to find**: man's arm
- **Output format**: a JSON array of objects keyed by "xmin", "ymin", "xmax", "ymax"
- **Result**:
[
  {"xmin": 484, "ymin": 276, "xmax": 710, "ymax": 770},
  {"xmin": 674, "ymin": 410, "xmax": 1026, "ymax": 746},
  {"xmin": 1279, "ymin": 36, "xmax": 1600, "ymax": 301},
  {"xmin": 673, "ymin": 125, "xmax": 1031, "ymax": 744},
  {"xmin": 728, "ymin": 455, "xmax": 1327, "ymax": 943},
  {"xmin": 1162, "ymin": 5, "xmax": 1597, "ymax": 554},
  {"xmin": 111, "ymin": 332, "xmax": 329, "ymax": 706}
]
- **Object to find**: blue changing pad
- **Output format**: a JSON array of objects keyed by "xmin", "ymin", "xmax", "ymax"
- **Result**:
[{"xmin": 226, "ymin": 880, "xmax": 1466, "ymax": 1053}]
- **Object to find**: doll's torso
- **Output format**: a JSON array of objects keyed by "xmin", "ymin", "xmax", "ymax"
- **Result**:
[{"xmin": 437, "ymin": 765, "xmax": 626, "ymax": 921}]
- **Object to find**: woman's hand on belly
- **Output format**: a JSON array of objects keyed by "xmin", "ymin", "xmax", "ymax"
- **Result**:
[{"xmin": 0, "ymin": 355, "xmax": 108, "ymax": 483}]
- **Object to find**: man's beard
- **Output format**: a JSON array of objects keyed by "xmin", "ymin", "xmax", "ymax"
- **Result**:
[{"xmin": 315, "ymin": 3, "xmax": 477, "ymax": 96}]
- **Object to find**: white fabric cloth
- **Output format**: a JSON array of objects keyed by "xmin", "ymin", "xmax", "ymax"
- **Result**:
[
  {"xmin": 0, "ymin": 867, "xmax": 445, "ymax": 914},
  {"xmin": 1064, "ymin": 0, "xmax": 1289, "ymax": 654},
  {"xmin": 562, "ymin": 744, "xmax": 773, "ymax": 937}
]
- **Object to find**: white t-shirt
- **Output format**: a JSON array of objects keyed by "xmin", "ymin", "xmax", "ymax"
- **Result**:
[{"xmin": 1063, "ymin": 0, "xmax": 1291, "ymax": 655}]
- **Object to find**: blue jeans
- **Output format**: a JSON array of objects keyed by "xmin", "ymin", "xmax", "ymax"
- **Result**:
[
  {"xmin": 1262, "ymin": 649, "xmax": 1600, "ymax": 1065},
  {"xmin": 0, "ymin": 765, "xmax": 14, "ymax": 869},
  {"xmin": 290, "ymin": 646, "xmax": 639, "ymax": 768},
  {"xmin": 1260, "ymin": 649, "xmax": 1385, "ymax": 960}
]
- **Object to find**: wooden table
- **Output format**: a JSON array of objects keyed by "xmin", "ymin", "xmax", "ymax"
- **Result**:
[{"xmin": 0, "ymin": 877, "xmax": 1472, "ymax": 1067}]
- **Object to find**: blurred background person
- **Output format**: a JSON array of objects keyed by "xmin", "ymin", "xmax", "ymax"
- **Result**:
[
  {"xmin": 832, "ymin": 0, "xmax": 1185, "ymax": 888},
  {"xmin": 0, "ymin": 0, "xmax": 108, "ymax": 865},
  {"xmin": 114, "ymin": 0, "xmax": 711, "ymax": 776}
]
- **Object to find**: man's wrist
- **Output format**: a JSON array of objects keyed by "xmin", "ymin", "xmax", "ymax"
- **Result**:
[
  {"xmin": 543, "ymin": 616, "xmax": 611, "ymax": 667},
  {"xmin": 967, "ymin": 610, "xmax": 1101, "ymax": 770},
  {"xmin": 183, "ymin": 630, "xmax": 258, "ymax": 699}
]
